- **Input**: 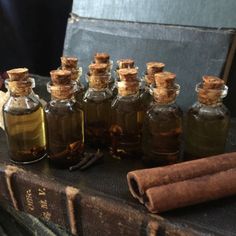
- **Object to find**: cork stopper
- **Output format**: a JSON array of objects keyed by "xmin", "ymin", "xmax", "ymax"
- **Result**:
[
  {"xmin": 198, "ymin": 75, "xmax": 225, "ymax": 105},
  {"xmin": 146, "ymin": 62, "xmax": 165, "ymax": 75},
  {"xmin": 7, "ymin": 68, "xmax": 29, "ymax": 81},
  {"xmin": 94, "ymin": 52, "xmax": 110, "ymax": 64},
  {"xmin": 154, "ymin": 71, "xmax": 176, "ymax": 88},
  {"xmin": 118, "ymin": 68, "xmax": 138, "ymax": 82},
  {"xmin": 117, "ymin": 59, "xmax": 135, "ymax": 69},
  {"xmin": 202, "ymin": 75, "xmax": 224, "ymax": 89},
  {"xmin": 89, "ymin": 63, "xmax": 109, "ymax": 75},
  {"xmin": 50, "ymin": 70, "xmax": 71, "ymax": 85},
  {"xmin": 118, "ymin": 81, "xmax": 139, "ymax": 96},
  {"xmin": 153, "ymin": 87, "xmax": 177, "ymax": 105},
  {"xmin": 89, "ymin": 75, "xmax": 110, "ymax": 90},
  {"xmin": 61, "ymin": 56, "xmax": 78, "ymax": 69}
]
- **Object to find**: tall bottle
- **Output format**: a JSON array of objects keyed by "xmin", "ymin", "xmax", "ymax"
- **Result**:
[
  {"xmin": 60, "ymin": 56, "xmax": 84, "ymax": 104},
  {"xmin": 44, "ymin": 70, "xmax": 84, "ymax": 168},
  {"xmin": 140, "ymin": 62, "xmax": 165, "ymax": 109},
  {"xmin": 3, "ymin": 68, "xmax": 46, "ymax": 164},
  {"xmin": 110, "ymin": 68, "xmax": 144, "ymax": 158},
  {"xmin": 83, "ymin": 63, "xmax": 112, "ymax": 148},
  {"xmin": 185, "ymin": 75, "xmax": 230, "ymax": 159},
  {"xmin": 142, "ymin": 71, "xmax": 183, "ymax": 166}
]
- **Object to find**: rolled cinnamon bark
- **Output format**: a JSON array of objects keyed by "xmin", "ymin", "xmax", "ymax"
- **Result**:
[
  {"xmin": 127, "ymin": 152, "xmax": 236, "ymax": 203},
  {"xmin": 145, "ymin": 168, "xmax": 236, "ymax": 213}
]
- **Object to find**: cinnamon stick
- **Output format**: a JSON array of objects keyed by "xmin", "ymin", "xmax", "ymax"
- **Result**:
[
  {"xmin": 145, "ymin": 168, "xmax": 236, "ymax": 213},
  {"xmin": 127, "ymin": 152, "xmax": 236, "ymax": 203}
]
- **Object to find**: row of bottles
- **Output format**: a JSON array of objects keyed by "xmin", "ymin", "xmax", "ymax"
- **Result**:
[{"xmin": 2, "ymin": 53, "xmax": 230, "ymax": 168}]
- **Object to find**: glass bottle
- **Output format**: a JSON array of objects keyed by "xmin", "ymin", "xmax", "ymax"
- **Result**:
[
  {"xmin": 142, "ymin": 71, "xmax": 183, "ymax": 167},
  {"xmin": 83, "ymin": 63, "xmax": 112, "ymax": 148},
  {"xmin": 185, "ymin": 75, "xmax": 230, "ymax": 160},
  {"xmin": 3, "ymin": 68, "xmax": 46, "ymax": 164},
  {"xmin": 60, "ymin": 56, "xmax": 84, "ymax": 105},
  {"xmin": 140, "ymin": 62, "xmax": 165, "ymax": 109},
  {"xmin": 110, "ymin": 68, "xmax": 144, "ymax": 159},
  {"xmin": 44, "ymin": 70, "xmax": 84, "ymax": 168}
]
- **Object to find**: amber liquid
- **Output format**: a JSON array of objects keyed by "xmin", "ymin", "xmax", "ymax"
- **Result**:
[
  {"xmin": 185, "ymin": 105, "xmax": 230, "ymax": 159},
  {"xmin": 83, "ymin": 98, "xmax": 112, "ymax": 148},
  {"xmin": 3, "ymin": 105, "xmax": 46, "ymax": 163},
  {"xmin": 142, "ymin": 104, "xmax": 182, "ymax": 166},
  {"xmin": 110, "ymin": 97, "xmax": 144, "ymax": 158},
  {"xmin": 44, "ymin": 101, "xmax": 84, "ymax": 168}
]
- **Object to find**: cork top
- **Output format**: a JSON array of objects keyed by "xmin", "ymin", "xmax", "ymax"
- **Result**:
[
  {"xmin": 154, "ymin": 71, "xmax": 176, "ymax": 88},
  {"xmin": 88, "ymin": 74, "xmax": 110, "ymax": 90},
  {"xmin": 50, "ymin": 69, "xmax": 72, "ymax": 85},
  {"xmin": 94, "ymin": 52, "xmax": 110, "ymax": 64},
  {"xmin": 146, "ymin": 62, "xmax": 165, "ymax": 75},
  {"xmin": 117, "ymin": 59, "xmax": 135, "ymax": 69},
  {"xmin": 61, "ymin": 56, "xmax": 78, "ymax": 69},
  {"xmin": 118, "ymin": 68, "xmax": 138, "ymax": 82},
  {"xmin": 89, "ymin": 63, "xmax": 109, "ymax": 75},
  {"xmin": 7, "ymin": 68, "xmax": 29, "ymax": 81},
  {"xmin": 202, "ymin": 75, "xmax": 224, "ymax": 89},
  {"xmin": 197, "ymin": 75, "xmax": 226, "ymax": 105},
  {"xmin": 118, "ymin": 81, "xmax": 139, "ymax": 96}
]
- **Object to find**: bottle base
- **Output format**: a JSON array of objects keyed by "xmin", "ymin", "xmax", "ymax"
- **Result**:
[{"xmin": 10, "ymin": 153, "xmax": 47, "ymax": 165}]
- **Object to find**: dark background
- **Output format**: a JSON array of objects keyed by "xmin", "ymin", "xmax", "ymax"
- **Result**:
[{"xmin": 0, "ymin": 0, "xmax": 235, "ymax": 114}]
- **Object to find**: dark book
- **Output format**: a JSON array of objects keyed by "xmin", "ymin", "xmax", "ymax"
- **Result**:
[{"xmin": 0, "ymin": 75, "xmax": 236, "ymax": 236}]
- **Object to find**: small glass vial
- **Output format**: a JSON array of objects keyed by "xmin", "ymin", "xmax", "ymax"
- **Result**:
[
  {"xmin": 83, "ymin": 63, "xmax": 113, "ymax": 148},
  {"xmin": 185, "ymin": 75, "xmax": 230, "ymax": 159},
  {"xmin": 60, "ymin": 56, "xmax": 84, "ymax": 104},
  {"xmin": 44, "ymin": 70, "xmax": 84, "ymax": 168},
  {"xmin": 140, "ymin": 62, "xmax": 165, "ymax": 109},
  {"xmin": 142, "ymin": 71, "xmax": 183, "ymax": 167},
  {"xmin": 3, "ymin": 68, "xmax": 46, "ymax": 164},
  {"xmin": 110, "ymin": 68, "xmax": 144, "ymax": 159}
]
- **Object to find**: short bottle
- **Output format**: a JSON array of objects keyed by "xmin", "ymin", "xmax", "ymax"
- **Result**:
[
  {"xmin": 140, "ymin": 62, "xmax": 165, "ymax": 109},
  {"xmin": 185, "ymin": 75, "xmax": 230, "ymax": 159},
  {"xmin": 142, "ymin": 71, "xmax": 183, "ymax": 166},
  {"xmin": 44, "ymin": 70, "xmax": 84, "ymax": 168},
  {"xmin": 83, "ymin": 63, "xmax": 113, "ymax": 148},
  {"xmin": 3, "ymin": 68, "xmax": 46, "ymax": 164},
  {"xmin": 60, "ymin": 56, "xmax": 84, "ymax": 104},
  {"xmin": 110, "ymin": 68, "xmax": 144, "ymax": 158}
]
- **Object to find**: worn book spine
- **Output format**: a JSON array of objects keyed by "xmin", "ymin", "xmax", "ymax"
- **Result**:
[{"xmin": 0, "ymin": 163, "xmax": 211, "ymax": 236}]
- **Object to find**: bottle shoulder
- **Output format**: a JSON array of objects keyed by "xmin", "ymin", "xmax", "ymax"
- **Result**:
[
  {"xmin": 146, "ymin": 103, "xmax": 183, "ymax": 121},
  {"xmin": 111, "ymin": 95, "xmax": 142, "ymax": 111},
  {"xmin": 3, "ymin": 93, "xmax": 42, "ymax": 114},
  {"xmin": 188, "ymin": 102, "xmax": 230, "ymax": 119},
  {"xmin": 83, "ymin": 89, "xmax": 112, "ymax": 102},
  {"xmin": 44, "ymin": 99, "xmax": 83, "ymax": 114}
]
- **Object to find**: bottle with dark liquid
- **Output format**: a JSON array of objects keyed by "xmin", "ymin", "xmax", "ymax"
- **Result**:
[
  {"xmin": 44, "ymin": 70, "xmax": 84, "ymax": 168},
  {"xmin": 60, "ymin": 56, "xmax": 84, "ymax": 105},
  {"xmin": 110, "ymin": 68, "xmax": 144, "ymax": 158},
  {"xmin": 185, "ymin": 76, "xmax": 230, "ymax": 159},
  {"xmin": 140, "ymin": 62, "xmax": 165, "ymax": 109},
  {"xmin": 83, "ymin": 63, "xmax": 112, "ymax": 148},
  {"xmin": 142, "ymin": 71, "xmax": 183, "ymax": 166},
  {"xmin": 3, "ymin": 68, "xmax": 46, "ymax": 164}
]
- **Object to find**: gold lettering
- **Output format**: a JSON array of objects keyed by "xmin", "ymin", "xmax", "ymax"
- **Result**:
[
  {"xmin": 42, "ymin": 211, "xmax": 52, "ymax": 221},
  {"xmin": 39, "ymin": 199, "xmax": 48, "ymax": 209},
  {"xmin": 25, "ymin": 189, "xmax": 34, "ymax": 211},
  {"xmin": 38, "ymin": 188, "xmax": 46, "ymax": 196}
]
